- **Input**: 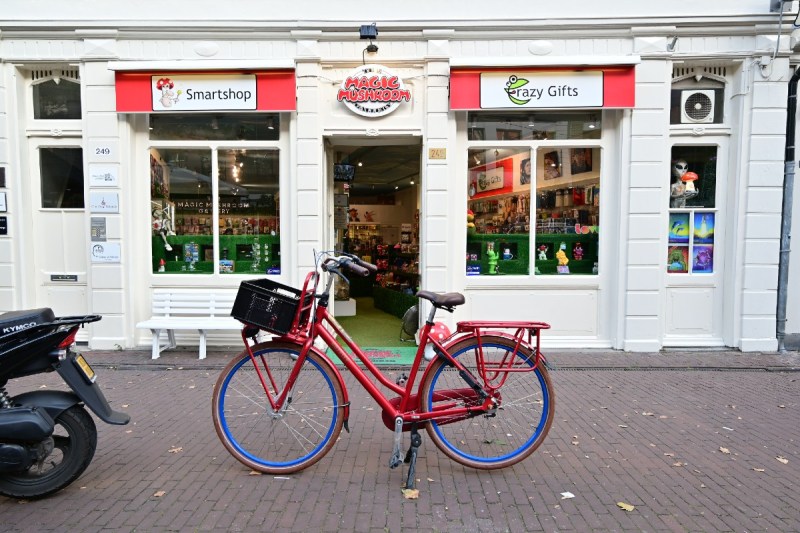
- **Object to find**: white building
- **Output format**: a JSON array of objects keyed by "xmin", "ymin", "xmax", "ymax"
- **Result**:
[{"xmin": 0, "ymin": 1, "xmax": 797, "ymax": 352}]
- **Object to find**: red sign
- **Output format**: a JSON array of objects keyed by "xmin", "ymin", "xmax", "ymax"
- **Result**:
[
  {"xmin": 114, "ymin": 70, "xmax": 296, "ymax": 113},
  {"xmin": 450, "ymin": 66, "xmax": 635, "ymax": 110}
]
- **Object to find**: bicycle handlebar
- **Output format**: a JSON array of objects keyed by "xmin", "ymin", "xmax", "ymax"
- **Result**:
[{"xmin": 320, "ymin": 253, "xmax": 376, "ymax": 279}]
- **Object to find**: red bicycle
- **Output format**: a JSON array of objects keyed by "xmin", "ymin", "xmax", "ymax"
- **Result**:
[{"xmin": 212, "ymin": 252, "xmax": 555, "ymax": 488}]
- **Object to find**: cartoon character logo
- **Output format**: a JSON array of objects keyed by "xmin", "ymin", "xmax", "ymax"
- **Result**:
[
  {"xmin": 155, "ymin": 77, "xmax": 182, "ymax": 108},
  {"xmin": 505, "ymin": 75, "xmax": 531, "ymax": 106}
]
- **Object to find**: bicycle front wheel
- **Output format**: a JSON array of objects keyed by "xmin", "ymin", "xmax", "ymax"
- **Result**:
[
  {"xmin": 212, "ymin": 341, "xmax": 345, "ymax": 474},
  {"xmin": 421, "ymin": 335, "xmax": 555, "ymax": 470}
]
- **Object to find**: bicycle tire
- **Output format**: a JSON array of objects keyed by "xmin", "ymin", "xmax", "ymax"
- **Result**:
[
  {"xmin": 212, "ymin": 341, "xmax": 345, "ymax": 474},
  {"xmin": 420, "ymin": 335, "xmax": 555, "ymax": 470}
]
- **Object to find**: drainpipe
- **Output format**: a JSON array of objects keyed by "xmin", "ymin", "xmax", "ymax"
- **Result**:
[{"xmin": 777, "ymin": 67, "xmax": 800, "ymax": 351}]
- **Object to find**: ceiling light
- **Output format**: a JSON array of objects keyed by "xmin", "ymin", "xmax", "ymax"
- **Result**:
[
  {"xmin": 395, "ymin": 186, "xmax": 399, "ymax": 190},
  {"xmin": 358, "ymin": 161, "xmax": 363, "ymax": 167},
  {"xmin": 410, "ymin": 180, "xmax": 415, "ymax": 185}
]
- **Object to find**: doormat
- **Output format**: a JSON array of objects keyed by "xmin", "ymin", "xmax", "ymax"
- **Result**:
[{"xmin": 326, "ymin": 346, "xmax": 417, "ymax": 366}]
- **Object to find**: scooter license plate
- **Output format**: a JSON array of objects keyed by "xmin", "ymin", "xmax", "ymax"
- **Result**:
[{"xmin": 73, "ymin": 354, "xmax": 97, "ymax": 383}]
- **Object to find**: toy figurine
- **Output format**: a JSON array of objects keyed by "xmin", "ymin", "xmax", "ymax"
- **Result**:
[
  {"xmin": 670, "ymin": 159, "xmax": 699, "ymax": 208},
  {"xmin": 486, "ymin": 242, "xmax": 499, "ymax": 275},
  {"xmin": 573, "ymin": 242, "xmax": 584, "ymax": 261},
  {"xmin": 537, "ymin": 244, "xmax": 548, "ymax": 260},
  {"xmin": 556, "ymin": 242, "xmax": 569, "ymax": 274}
]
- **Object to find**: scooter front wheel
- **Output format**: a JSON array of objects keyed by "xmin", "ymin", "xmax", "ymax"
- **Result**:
[{"xmin": 0, "ymin": 405, "xmax": 97, "ymax": 499}]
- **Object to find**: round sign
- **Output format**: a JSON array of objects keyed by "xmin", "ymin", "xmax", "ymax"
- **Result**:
[{"xmin": 337, "ymin": 64, "xmax": 411, "ymax": 118}]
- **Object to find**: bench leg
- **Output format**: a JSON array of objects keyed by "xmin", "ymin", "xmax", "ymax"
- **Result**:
[
  {"xmin": 167, "ymin": 329, "xmax": 177, "ymax": 350},
  {"xmin": 151, "ymin": 329, "xmax": 162, "ymax": 360},
  {"xmin": 198, "ymin": 330, "xmax": 207, "ymax": 360},
  {"xmin": 149, "ymin": 329, "xmax": 178, "ymax": 360}
]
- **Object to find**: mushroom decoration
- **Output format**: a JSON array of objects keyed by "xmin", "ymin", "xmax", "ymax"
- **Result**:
[{"xmin": 681, "ymin": 171, "xmax": 699, "ymax": 193}]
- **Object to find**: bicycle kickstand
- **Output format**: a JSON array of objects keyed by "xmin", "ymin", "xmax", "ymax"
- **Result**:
[{"xmin": 403, "ymin": 423, "xmax": 422, "ymax": 490}]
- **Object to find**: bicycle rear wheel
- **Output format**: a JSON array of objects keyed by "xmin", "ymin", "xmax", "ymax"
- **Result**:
[
  {"xmin": 212, "ymin": 341, "xmax": 344, "ymax": 474},
  {"xmin": 420, "ymin": 335, "xmax": 555, "ymax": 470}
]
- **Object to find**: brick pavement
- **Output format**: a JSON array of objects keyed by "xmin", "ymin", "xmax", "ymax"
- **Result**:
[{"xmin": 0, "ymin": 346, "xmax": 799, "ymax": 532}]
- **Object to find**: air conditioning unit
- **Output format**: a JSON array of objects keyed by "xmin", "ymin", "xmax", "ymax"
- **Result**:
[{"xmin": 680, "ymin": 90, "xmax": 715, "ymax": 124}]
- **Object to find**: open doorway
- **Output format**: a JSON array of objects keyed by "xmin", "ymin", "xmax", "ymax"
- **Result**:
[{"xmin": 328, "ymin": 140, "xmax": 421, "ymax": 358}]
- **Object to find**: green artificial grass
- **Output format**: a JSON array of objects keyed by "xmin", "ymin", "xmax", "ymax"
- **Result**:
[{"xmin": 335, "ymin": 297, "xmax": 408, "ymax": 348}]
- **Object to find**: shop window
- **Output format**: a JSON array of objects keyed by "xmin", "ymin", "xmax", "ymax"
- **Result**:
[
  {"xmin": 533, "ymin": 146, "xmax": 600, "ymax": 275},
  {"xmin": 149, "ymin": 113, "xmax": 279, "ymax": 141},
  {"xmin": 40, "ymin": 147, "xmax": 84, "ymax": 208},
  {"xmin": 467, "ymin": 146, "xmax": 532, "ymax": 276},
  {"xmin": 149, "ymin": 146, "xmax": 281, "ymax": 275},
  {"xmin": 468, "ymin": 146, "xmax": 599, "ymax": 277},
  {"xmin": 466, "ymin": 111, "xmax": 602, "ymax": 277},
  {"xmin": 31, "ymin": 69, "xmax": 81, "ymax": 120},
  {"xmin": 667, "ymin": 146, "xmax": 717, "ymax": 274},
  {"xmin": 217, "ymin": 149, "xmax": 280, "ymax": 275},
  {"xmin": 467, "ymin": 111, "xmax": 601, "ymax": 141}
]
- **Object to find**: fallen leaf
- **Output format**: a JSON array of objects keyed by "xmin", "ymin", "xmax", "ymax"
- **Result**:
[
  {"xmin": 719, "ymin": 447, "xmax": 730, "ymax": 454},
  {"xmin": 427, "ymin": 478, "xmax": 435, "ymax": 482},
  {"xmin": 168, "ymin": 447, "xmax": 183, "ymax": 453},
  {"xmin": 672, "ymin": 462, "xmax": 685, "ymax": 467},
  {"xmin": 561, "ymin": 492, "xmax": 575, "ymax": 499},
  {"xmin": 777, "ymin": 456, "xmax": 789, "ymax": 464},
  {"xmin": 402, "ymin": 488, "xmax": 419, "ymax": 499},
  {"xmin": 753, "ymin": 468, "xmax": 765, "ymax": 472},
  {"xmin": 664, "ymin": 452, "xmax": 675, "ymax": 457},
  {"xmin": 779, "ymin": 405, "xmax": 785, "ymax": 408},
  {"xmin": 153, "ymin": 490, "xmax": 166, "ymax": 497},
  {"xmin": 122, "ymin": 404, "xmax": 129, "ymax": 408},
  {"xmin": 248, "ymin": 470, "xmax": 262, "ymax": 476},
  {"xmin": 571, "ymin": 440, "xmax": 579, "ymax": 446},
  {"xmin": 617, "ymin": 502, "xmax": 635, "ymax": 512},
  {"xmin": 618, "ymin": 425, "xmax": 628, "ymax": 428},
  {"xmin": 641, "ymin": 412, "xmax": 654, "ymax": 416}
]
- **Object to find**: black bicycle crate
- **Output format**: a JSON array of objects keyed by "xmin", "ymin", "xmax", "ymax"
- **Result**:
[{"xmin": 231, "ymin": 278, "xmax": 310, "ymax": 334}]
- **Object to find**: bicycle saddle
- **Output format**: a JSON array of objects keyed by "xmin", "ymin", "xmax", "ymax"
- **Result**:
[{"xmin": 416, "ymin": 291, "xmax": 465, "ymax": 309}]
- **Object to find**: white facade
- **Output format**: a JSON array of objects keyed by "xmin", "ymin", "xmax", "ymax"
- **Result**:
[{"xmin": 0, "ymin": 1, "xmax": 797, "ymax": 352}]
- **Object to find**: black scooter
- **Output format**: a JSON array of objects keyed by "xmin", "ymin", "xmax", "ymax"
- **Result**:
[{"xmin": 0, "ymin": 308, "xmax": 129, "ymax": 499}]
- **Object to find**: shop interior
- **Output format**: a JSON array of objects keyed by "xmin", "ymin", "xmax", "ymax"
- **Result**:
[{"xmin": 330, "ymin": 143, "xmax": 421, "ymax": 348}]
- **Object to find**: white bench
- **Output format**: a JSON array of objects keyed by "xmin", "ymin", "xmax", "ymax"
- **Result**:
[{"xmin": 136, "ymin": 289, "xmax": 242, "ymax": 360}]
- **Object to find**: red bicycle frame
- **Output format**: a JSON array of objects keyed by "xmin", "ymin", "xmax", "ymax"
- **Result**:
[{"xmin": 240, "ymin": 270, "xmax": 549, "ymax": 430}]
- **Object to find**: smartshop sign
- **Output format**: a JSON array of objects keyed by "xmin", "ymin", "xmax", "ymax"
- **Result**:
[{"xmin": 151, "ymin": 74, "xmax": 256, "ymax": 111}]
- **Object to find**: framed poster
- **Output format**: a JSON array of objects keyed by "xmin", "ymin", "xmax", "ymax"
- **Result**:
[{"xmin": 570, "ymin": 148, "xmax": 592, "ymax": 175}]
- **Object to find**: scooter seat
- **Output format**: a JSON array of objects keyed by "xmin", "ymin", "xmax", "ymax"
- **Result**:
[{"xmin": 0, "ymin": 308, "xmax": 55, "ymax": 337}]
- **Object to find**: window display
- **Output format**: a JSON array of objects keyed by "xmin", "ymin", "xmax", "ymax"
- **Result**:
[
  {"xmin": 465, "ymin": 119, "xmax": 601, "ymax": 277},
  {"xmin": 148, "ymin": 114, "xmax": 282, "ymax": 275},
  {"xmin": 666, "ymin": 145, "xmax": 717, "ymax": 274}
]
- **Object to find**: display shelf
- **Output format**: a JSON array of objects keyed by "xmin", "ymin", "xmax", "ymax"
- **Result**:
[{"xmin": 152, "ymin": 234, "xmax": 280, "ymax": 274}]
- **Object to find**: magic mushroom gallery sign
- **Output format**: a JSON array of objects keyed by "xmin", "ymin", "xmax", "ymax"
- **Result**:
[{"xmin": 337, "ymin": 64, "xmax": 411, "ymax": 117}]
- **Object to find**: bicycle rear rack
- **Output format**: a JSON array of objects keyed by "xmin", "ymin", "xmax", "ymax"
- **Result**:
[{"xmin": 455, "ymin": 321, "xmax": 550, "ymax": 390}]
